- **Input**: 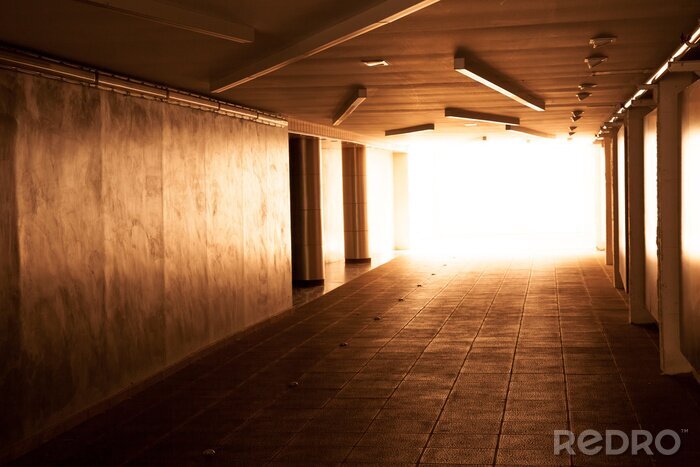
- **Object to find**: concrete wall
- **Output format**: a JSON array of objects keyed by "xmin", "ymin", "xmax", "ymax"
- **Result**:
[
  {"xmin": 644, "ymin": 109, "xmax": 659, "ymax": 321},
  {"xmin": 681, "ymin": 81, "xmax": 700, "ymax": 371},
  {"xmin": 366, "ymin": 147, "xmax": 395, "ymax": 259},
  {"xmin": 320, "ymin": 139, "xmax": 344, "ymax": 264},
  {"xmin": 0, "ymin": 70, "xmax": 292, "ymax": 452},
  {"xmin": 617, "ymin": 126, "xmax": 628, "ymax": 291}
]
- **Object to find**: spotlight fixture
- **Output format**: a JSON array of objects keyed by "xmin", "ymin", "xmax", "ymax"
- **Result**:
[
  {"xmin": 585, "ymin": 55, "xmax": 608, "ymax": 69},
  {"xmin": 569, "ymin": 126, "xmax": 577, "ymax": 131},
  {"xmin": 385, "ymin": 123, "xmax": 435, "ymax": 136},
  {"xmin": 444, "ymin": 107, "xmax": 519, "ymax": 126},
  {"xmin": 568, "ymin": 131, "xmax": 576, "ymax": 136},
  {"xmin": 578, "ymin": 83, "xmax": 597, "ymax": 90},
  {"xmin": 505, "ymin": 125, "xmax": 555, "ymax": 139},
  {"xmin": 589, "ymin": 35, "xmax": 617, "ymax": 48},
  {"xmin": 453, "ymin": 57, "xmax": 545, "ymax": 111},
  {"xmin": 577, "ymin": 92, "xmax": 591, "ymax": 101},
  {"xmin": 571, "ymin": 110, "xmax": 584, "ymax": 122},
  {"xmin": 333, "ymin": 87, "xmax": 367, "ymax": 126},
  {"xmin": 362, "ymin": 59, "xmax": 389, "ymax": 67}
]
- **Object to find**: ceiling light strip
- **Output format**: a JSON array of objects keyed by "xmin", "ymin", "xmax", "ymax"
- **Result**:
[
  {"xmin": 505, "ymin": 125, "xmax": 555, "ymax": 139},
  {"xmin": 385, "ymin": 123, "xmax": 435, "ymax": 136},
  {"xmin": 444, "ymin": 107, "xmax": 520, "ymax": 126},
  {"xmin": 454, "ymin": 57, "xmax": 545, "ymax": 111},
  {"xmin": 333, "ymin": 87, "xmax": 367, "ymax": 126},
  {"xmin": 597, "ymin": 22, "xmax": 700, "ymax": 139},
  {"xmin": 0, "ymin": 47, "xmax": 286, "ymax": 127}
]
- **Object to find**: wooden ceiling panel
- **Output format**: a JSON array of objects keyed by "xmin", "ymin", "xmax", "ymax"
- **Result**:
[{"xmin": 2, "ymin": 0, "xmax": 699, "ymax": 141}]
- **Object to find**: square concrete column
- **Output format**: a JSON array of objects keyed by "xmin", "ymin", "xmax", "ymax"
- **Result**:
[
  {"xmin": 625, "ymin": 106, "xmax": 655, "ymax": 324},
  {"xmin": 656, "ymin": 72, "xmax": 696, "ymax": 374},
  {"xmin": 604, "ymin": 136, "xmax": 614, "ymax": 265},
  {"xmin": 608, "ymin": 130, "xmax": 624, "ymax": 288}
]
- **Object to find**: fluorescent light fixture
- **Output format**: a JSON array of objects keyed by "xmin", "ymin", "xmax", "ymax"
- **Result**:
[
  {"xmin": 362, "ymin": 59, "xmax": 389, "ymax": 67},
  {"xmin": 333, "ymin": 87, "xmax": 367, "ymax": 126},
  {"xmin": 168, "ymin": 91, "xmax": 219, "ymax": 110},
  {"xmin": 577, "ymin": 92, "xmax": 591, "ymax": 101},
  {"xmin": 593, "ymin": 69, "xmax": 651, "ymax": 76},
  {"xmin": 385, "ymin": 123, "xmax": 434, "ymax": 136},
  {"xmin": 463, "ymin": 123, "xmax": 478, "ymax": 127},
  {"xmin": 589, "ymin": 35, "xmax": 617, "ymax": 48},
  {"xmin": 647, "ymin": 62, "xmax": 669, "ymax": 84},
  {"xmin": 444, "ymin": 107, "xmax": 520, "ymax": 126},
  {"xmin": 219, "ymin": 103, "xmax": 258, "ymax": 119},
  {"xmin": 585, "ymin": 55, "xmax": 608, "ymax": 69},
  {"xmin": 453, "ymin": 57, "xmax": 545, "ymax": 111},
  {"xmin": 505, "ymin": 125, "xmax": 555, "ymax": 139},
  {"xmin": 97, "ymin": 74, "xmax": 167, "ymax": 98},
  {"xmin": 0, "ymin": 50, "xmax": 95, "ymax": 82}
]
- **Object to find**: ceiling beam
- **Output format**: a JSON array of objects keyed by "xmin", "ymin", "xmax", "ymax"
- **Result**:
[
  {"xmin": 211, "ymin": 0, "xmax": 441, "ymax": 93},
  {"xmin": 74, "ymin": 0, "xmax": 254, "ymax": 43}
]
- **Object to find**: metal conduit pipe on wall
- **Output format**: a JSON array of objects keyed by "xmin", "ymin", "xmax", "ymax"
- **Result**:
[
  {"xmin": 342, "ymin": 142, "xmax": 371, "ymax": 263},
  {"xmin": 289, "ymin": 135, "xmax": 325, "ymax": 286}
]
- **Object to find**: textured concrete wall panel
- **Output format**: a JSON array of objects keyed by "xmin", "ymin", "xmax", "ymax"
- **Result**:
[{"xmin": 0, "ymin": 70, "xmax": 292, "ymax": 453}]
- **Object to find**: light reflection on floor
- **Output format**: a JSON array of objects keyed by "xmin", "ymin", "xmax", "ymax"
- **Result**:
[{"xmin": 292, "ymin": 252, "xmax": 399, "ymax": 306}]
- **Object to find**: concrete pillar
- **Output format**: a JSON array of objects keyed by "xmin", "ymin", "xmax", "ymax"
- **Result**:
[
  {"xmin": 656, "ymin": 72, "xmax": 696, "ymax": 374},
  {"xmin": 289, "ymin": 135, "xmax": 325, "ymax": 286},
  {"xmin": 342, "ymin": 142, "xmax": 370, "ymax": 263},
  {"xmin": 609, "ymin": 130, "xmax": 624, "ymax": 288},
  {"xmin": 604, "ymin": 136, "xmax": 614, "ymax": 265},
  {"xmin": 393, "ymin": 152, "xmax": 410, "ymax": 250},
  {"xmin": 626, "ymin": 107, "xmax": 655, "ymax": 324}
]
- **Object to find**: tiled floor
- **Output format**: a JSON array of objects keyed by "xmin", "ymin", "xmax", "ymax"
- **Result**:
[
  {"xmin": 13, "ymin": 253, "xmax": 700, "ymax": 466},
  {"xmin": 292, "ymin": 254, "xmax": 397, "ymax": 306}
]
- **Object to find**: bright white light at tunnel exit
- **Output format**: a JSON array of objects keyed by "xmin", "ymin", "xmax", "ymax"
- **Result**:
[{"xmin": 406, "ymin": 137, "xmax": 603, "ymax": 258}]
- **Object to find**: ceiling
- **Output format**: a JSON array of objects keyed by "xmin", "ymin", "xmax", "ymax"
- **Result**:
[{"xmin": 2, "ymin": 0, "xmax": 699, "ymax": 142}]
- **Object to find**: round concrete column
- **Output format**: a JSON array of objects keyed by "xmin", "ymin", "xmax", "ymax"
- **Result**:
[
  {"xmin": 342, "ymin": 142, "xmax": 370, "ymax": 263},
  {"xmin": 289, "ymin": 135, "xmax": 324, "ymax": 286}
]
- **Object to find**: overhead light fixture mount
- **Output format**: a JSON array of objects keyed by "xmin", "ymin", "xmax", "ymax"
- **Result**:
[
  {"xmin": 585, "ymin": 55, "xmax": 608, "ymax": 69},
  {"xmin": 578, "ymin": 82, "xmax": 597, "ymax": 90},
  {"xmin": 589, "ymin": 35, "xmax": 617, "ymax": 48}
]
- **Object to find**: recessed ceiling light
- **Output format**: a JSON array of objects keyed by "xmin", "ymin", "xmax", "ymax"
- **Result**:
[
  {"xmin": 385, "ymin": 123, "xmax": 435, "ymax": 136},
  {"xmin": 585, "ymin": 55, "xmax": 608, "ymax": 69},
  {"xmin": 444, "ymin": 107, "xmax": 520, "ymax": 126},
  {"xmin": 577, "ymin": 92, "xmax": 591, "ymax": 101},
  {"xmin": 589, "ymin": 35, "xmax": 617, "ymax": 48},
  {"xmin": 454, "ymin": 57, "xmax": 545, "ymax": 111},
  {"xmin": 362, "ymin": 59, "xmax": 389, "ymax": 67}
]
